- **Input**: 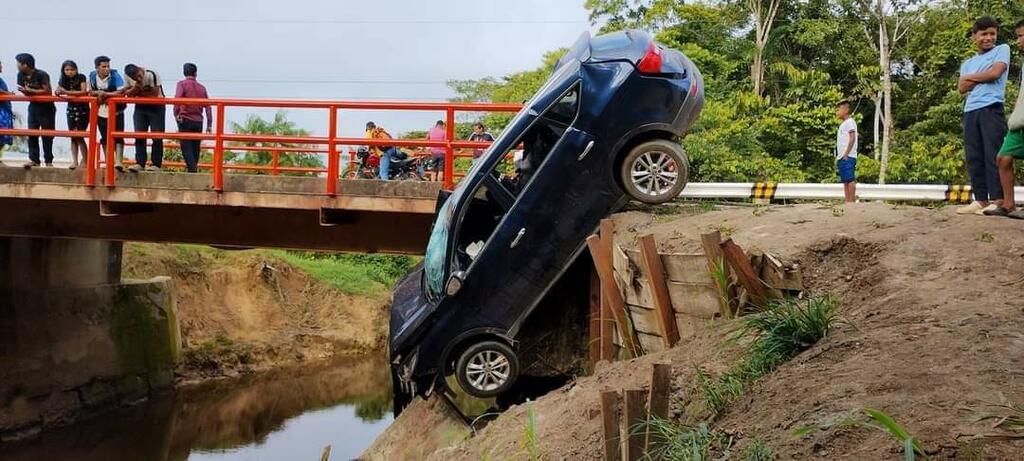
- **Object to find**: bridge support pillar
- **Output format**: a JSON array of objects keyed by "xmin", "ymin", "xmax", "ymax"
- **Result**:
[{"xmin": 0, "ymin": 237, "xmax": 181, "ymax": 441}]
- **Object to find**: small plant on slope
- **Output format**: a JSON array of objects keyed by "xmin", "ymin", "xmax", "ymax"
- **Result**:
[{"xmin": 864, "ymin": 408, "xmax": 926, "ymax": 459}]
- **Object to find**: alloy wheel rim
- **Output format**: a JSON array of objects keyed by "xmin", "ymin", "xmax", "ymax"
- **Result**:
[
  {"xmin": 465, "ymin": 350, "xmax": 511, "ymax": 392},
  {"xmin": 630, "ymin": 151, "xmax": 678, "ymax": 196}
]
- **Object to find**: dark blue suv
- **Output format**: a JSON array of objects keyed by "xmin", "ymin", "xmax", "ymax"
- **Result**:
[{"xmin": 390, "ymin": 30, "xmax": 704, "ymax": 406}]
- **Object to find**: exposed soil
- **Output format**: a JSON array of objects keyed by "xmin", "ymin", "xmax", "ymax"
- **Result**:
[
  {"xmin": 122, "ymin": 244, "xmax": 389, "ymax": 381},
  {"xmin": 369, "ymin": 202, "xmax": 1024, "ymax": 460}
]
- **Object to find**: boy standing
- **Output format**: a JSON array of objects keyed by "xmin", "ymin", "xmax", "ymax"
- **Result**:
[
  {"xmin": 986, "ymin": 20, "xmax": 1024, "ymax": 219},
  {"xmin": 173, "ymin": 63, "xmax": 212, "ymax": 173},
  {"xmin": 835, "ymin": 101, "xmax": 858, "ymax": 203},
  {"xmin": 124, "ymin": 63, "xmax": 166, "ymax": 172},
  {"xmin": 88, "ymin": 56, "xmax": 127, "ymax": 171},
  {"xmin": 15, "ymin": 53, "xmax": 56, "ymax": 168},
  {"xmin": 958, "ymin": 16, "xmax": 1011, "ymax": 215}
]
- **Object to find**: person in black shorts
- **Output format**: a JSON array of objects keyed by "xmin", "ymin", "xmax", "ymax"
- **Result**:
[{"xmin": 55, "ymin": 60, "xmax": 90, "ymax": 170}]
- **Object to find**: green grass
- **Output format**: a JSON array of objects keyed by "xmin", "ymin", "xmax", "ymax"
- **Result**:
[
  {"xmin": 271, "ymin": 250, "xmax": 418, "ymax": 297},
  {"xmin": 521, "ymin": 400, "xmax": 541, "ymax": 460},
  {"xmin": 699, "ymin": 296, "xmax": 839, "ymax": 416},
  {"xmin": 642, "ymin": 419, "xmax": 733, "ymax": 461},
  {"xmin": 863, "ymin": 408, "xmax": 925, "ymax": 459},
  {"xmin": 741, "ymin": 438, "xmax": 775, "ymax": 461}
]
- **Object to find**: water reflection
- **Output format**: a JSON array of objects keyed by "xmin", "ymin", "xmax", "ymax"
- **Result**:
[{"xmin": 0, "ymin": 354, "xmax": 392, "ymax": 461}]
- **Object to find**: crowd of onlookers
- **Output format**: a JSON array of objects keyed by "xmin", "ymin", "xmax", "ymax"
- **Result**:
[
  {"xmin": 0, "ymin": 53, "xmax": 212, "ymax": 173},
  {"xmin": 0, "ymin": 52, "xmax": 494, "ymax": 181}
]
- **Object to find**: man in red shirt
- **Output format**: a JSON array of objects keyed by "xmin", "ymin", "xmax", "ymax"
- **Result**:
[{"xmin": 173, "ymin": 63, "xmax": 212, "ymax": 173}]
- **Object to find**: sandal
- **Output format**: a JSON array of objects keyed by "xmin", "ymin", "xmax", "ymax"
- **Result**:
[
  {"xmin": 983, "ymin": 206, "xmax": 1010, "ymax": 217},
  {"xmin": 1008, "ymin": 209, "xmax": 1024, "ymax": 220}
]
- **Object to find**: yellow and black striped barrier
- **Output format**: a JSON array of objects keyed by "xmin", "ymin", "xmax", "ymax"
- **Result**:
[
  {"xmin": 750, "ymin": 182, "xmax": 778, "ymax": 200},
  {"xmin": 944, "ymin": 185, "xmax": 973, "ymax": 204}
]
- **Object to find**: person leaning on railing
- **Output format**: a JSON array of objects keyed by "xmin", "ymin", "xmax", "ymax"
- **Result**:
[
  {"xmin": 55, "ymin": 60, "xmax": 90, "ymax": 170},
  {"xmin": 15, "ymin": 53, "xmax": 56, "ymax": 169},
  {"xmin": 173, "ymin": 63, "xmax": 213, "ymax": 173},
  {"xmin": 88, "ymin": 56, "xmax": 127, "ymax": 171},
  {"xmin": 124, "ymin": 63, "xmax": 166, "ymax": 172},
  {"xmin": 0, "ymin": 60, "xmax": 14, "ymax": 166}
]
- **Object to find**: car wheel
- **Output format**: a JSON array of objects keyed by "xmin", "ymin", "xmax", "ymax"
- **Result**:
[
  {"xmin": 619, "ymin": 139, "xmax": 690, "ymax": 204},
  {"xmin": 455, "ymin": 340, "xmax": 519, "ymax": 398}
]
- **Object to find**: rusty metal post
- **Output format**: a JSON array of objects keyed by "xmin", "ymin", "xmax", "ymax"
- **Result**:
[
  {"xmin": 444, "ymin": 107, "xmax": 455, "ymax": 190},
  {"xmin": 105, "ymin": 101, "xmax": 117, "ymax": 187},
  {"xmin": 86, "ymin": 100, "xmax": 99, "ymax": 186},
  {"xmin": 326, "ymin": 105, "xmax": 339, "ymax": 196},
  {"xmin": 213, "ymin": 104, "xmax": 226, "ymax": 192}
]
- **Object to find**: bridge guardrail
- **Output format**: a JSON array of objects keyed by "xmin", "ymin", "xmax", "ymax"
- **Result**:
[
  {"xmin": 681, "ymin": 182, "xmax": 1024, "ymax": 204},
  {"xmin": 0, "ymin": 95, "xmax": 522, "ymax": 193}
]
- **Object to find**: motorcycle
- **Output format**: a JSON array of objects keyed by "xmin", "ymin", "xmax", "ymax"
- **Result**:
[{"xmin": 344, "ymin": 147, "xmax": 426, "ymax": 180}]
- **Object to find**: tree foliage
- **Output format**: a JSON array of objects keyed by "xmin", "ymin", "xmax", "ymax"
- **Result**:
[
  {"xmin": 449, "ymin": 0, "xmax": 1024, "ymax": 184},
  {"xmin": 229, "ymin": 111, "xmax": 323, "ymax": 174}
]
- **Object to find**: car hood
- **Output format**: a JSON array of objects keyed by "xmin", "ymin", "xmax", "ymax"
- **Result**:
[{"xmin": 388, "ymin": 264, "xmax": 433, "ymax": 357}]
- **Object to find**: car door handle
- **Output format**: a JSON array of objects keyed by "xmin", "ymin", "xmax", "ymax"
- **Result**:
[
  {"xmin": 577, "ymin": 140, "xmax": 595, "ymax": 161},
  {"xmin": 510, "ymin": 228, "xmax": 527, "ymax": 249}
]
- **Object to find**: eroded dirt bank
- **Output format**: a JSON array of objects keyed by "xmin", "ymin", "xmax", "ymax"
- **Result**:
[
  {"xmin": 368, "ymin": 203, "xmax": 1024, "ymax": 460},
  {"xmin": 122, "ymin": 244, "xmax": 392, "ymax": 381}
]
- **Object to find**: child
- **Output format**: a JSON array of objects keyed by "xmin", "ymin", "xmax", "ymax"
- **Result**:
[
  {"xmin": 957, "ymin": 16, "xmax": 1011, "ymax": 215},
  {"xmin": 55, "ymin": 60, "xmax": 90, "ymax": 170},
  {"xmin": 985, "ymin": 19, "xmax": 1024, "ymax": 219},
  {"xmin": 835, "ymin": 101, "xmax": 858, "ymax": 203},
  {"xmin": 0, "ymin": 60, "xmax": 14, "ymax": 165}
]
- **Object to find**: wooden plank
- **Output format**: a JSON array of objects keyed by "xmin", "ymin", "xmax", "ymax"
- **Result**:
[
  {"xmin": 719, "ymin": 238, "xmax": 770, "ymax": 309},
  {"xmin": 645, "ymin": 364, "xmax": 672, "ymax": 452},
  {"xmin": 601, "ymin": 219, "xmax": 620, "ymax": 361},
  {"xmin": 635, "ymin": 331, "xmax": 664, "ymax": 354},
  {"xmin": 589, "ymin": 268, "xmax": 602, "ymax": 367},
  {"xmin": 622, "ymin": 389, "xmax": 649, "ymax": 461},
  {"xmin": 600, "ymin": 391, "xmax": 623, "ymax": 461},
  {"xmin": 700, "ymin": 231, "xmax": 735, "ymax": 318},
  {"xmin": 623, "ymin": 279, "xmax": 720, "ymax": 318},
  {"xmin": 638, "ymin": 234, "xmax": 680, "ymax": 348},
  {"xmin": 587, "ymin": 235, "xmax": 640, "ymax": 358},
  {"xmin": 621, "ymin": 249, "xmax": 710, "ymax": 284}
]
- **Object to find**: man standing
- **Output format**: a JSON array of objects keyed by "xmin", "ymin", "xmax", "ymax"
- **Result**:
[
  {"xmin": 15, "ymin": 53, "xmax": 56, "ymax": 168},
  {"xmin": 173, "ymin": 63, "xmax": 212, "ymax": 173},
  {"xmin": 89, "ymin": 56, "xmax": 127, "ymax": 171},
  {"xmin": 468, "ymin": 122, "xmax": 494, "ymax": 159},
  {"xmin": 986, "ymin": 20, "xmax": 1024, "ymax": 219},
  {"xmin": 835, "ymin": 101, "xmax": 858, "ymax": 203},
  {"xmin": 365, "ymin": 121, "xmax": 401, "ymax": 180},
  {"xmin": 426, "ymin": 120, "xmax": 447, "ymax": 180},
  {"xmin": 124, "ymin": 63, "xmax": 166, "ymax": 172},
  {"xmin": 958, "ymin": 16, "xmax": 1010, "ymax": 215}
]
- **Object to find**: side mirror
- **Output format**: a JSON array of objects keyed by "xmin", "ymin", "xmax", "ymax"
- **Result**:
[{"xmin": 446, "ymin": 271, "xmax": 466, "ymax": 297}]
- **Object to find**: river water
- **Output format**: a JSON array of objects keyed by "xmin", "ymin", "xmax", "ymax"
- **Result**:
[{"xmin": 0, "ymin": 355, "xmax": 393, "ymax": 461}]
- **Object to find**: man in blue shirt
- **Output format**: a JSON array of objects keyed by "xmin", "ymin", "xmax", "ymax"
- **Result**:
[{"xmin": 957, "ymin": 16, "xmax": 1010, "ymax": 215}]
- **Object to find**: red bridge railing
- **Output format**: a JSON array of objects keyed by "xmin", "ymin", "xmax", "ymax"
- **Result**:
[{"xmin": 0, "ymin": 95, "xmax": 522, "ymax": 194}]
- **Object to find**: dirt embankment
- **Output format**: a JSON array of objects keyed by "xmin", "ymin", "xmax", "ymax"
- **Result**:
[
  {"xmin": 122, "ymin": 244, "xmax": 390, "ymax": 381},
  {"xmin": 370, "ymin": 203, "xmax": 1024, "ymax": 460}
]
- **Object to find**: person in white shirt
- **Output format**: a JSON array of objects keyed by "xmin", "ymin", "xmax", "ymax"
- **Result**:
[
  {"xmin": 87, "ymin": 56, "xmax": 127, "ymax": 171},
  {"xmin": 835, "ymin": 101, "xmax": 858, "ymax": 203}
]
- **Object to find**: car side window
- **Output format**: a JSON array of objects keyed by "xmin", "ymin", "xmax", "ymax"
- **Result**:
[
  {"xmin": 453, "ymin": 174, "xmax": 513, "ymax": 272},
  {"xmin": 509, "ymin": 85, "xmax": 580, "ymax": 196}
]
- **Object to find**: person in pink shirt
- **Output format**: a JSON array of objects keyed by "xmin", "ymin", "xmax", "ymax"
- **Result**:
[
  {"xmin": 426, "ymin": 120, "xmax": 447, "ymax": 180},
  {"xmin": 173, "ymin": 63, "xmax": 212, "ymax": 172}
]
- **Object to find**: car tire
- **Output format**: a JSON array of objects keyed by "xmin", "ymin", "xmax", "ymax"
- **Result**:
[
  {"xmin": 619, "ymin": 139, "xmax": 690, "ymax": 204},
  {"xmin": 455, "ymin": 340, "xmax": 519, "ymax": 398}
]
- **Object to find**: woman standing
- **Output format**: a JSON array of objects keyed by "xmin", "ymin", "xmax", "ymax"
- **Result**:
[
  {"xmin": 55, "ymin": 60, "xmax": 90, "ymax": 170},
  {"xmin": 0, "ymin": 60, "xmax": 14, "ymax": 165}
]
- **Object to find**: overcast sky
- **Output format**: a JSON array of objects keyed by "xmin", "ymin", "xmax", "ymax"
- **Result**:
[{"xmin": 2, "ymin": 0, "xmax": 591, "ymax": 155}]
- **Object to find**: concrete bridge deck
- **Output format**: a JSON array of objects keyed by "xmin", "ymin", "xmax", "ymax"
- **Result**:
[{"xmin": 0, "ymin": 168, "xmax": 443, "ymax": 254}]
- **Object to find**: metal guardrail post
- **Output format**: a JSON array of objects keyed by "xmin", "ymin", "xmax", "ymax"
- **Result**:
[
  {"xmin": 86, "ymin": 100, "xmax": 99, "ymax": 186},
  {"xmin": 213, "ymin": 104, "xmax": 226, "ymax": 192},
  {"xmin": 327, "ymin": 106, "xmax": 339, "ymax": 196},
  {"xmin": 445, "ymin": 107, "xmax": 455, "ymax": 190},
  {"xmin": 105, "ymin": 102, "xmax": 117, "ymax": 187}
]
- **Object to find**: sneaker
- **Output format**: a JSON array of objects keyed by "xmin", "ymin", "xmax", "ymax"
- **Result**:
[
  {"xmin": 980, "ymin": 204, "xmax": 998, "ymax": 216},
  {"xmin": 127, "ymin": 164, "xmax": 143, "ymax": 173},
  {"xmin": 145, "ymin": 166, "xmax": 161, "ymax": 172},
  {"xmin": 1008, "ymin": 209, "xmax": 1024, "ymax": 220},
  {"xmin": 23, "ymin": 161, "xmax": 39, "ymax": 169},
  {"xmin": 983, "ymin": 206, "xmax": 1010, "ymax": 217},
  {"xmin": 956, "ymin": 202, "xmax": 985, "ymax": 215}
]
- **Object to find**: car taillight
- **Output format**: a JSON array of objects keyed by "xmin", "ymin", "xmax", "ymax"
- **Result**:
[{"xmin": 638, "ymin": 42, "xmax": 663, "ymax": 75}]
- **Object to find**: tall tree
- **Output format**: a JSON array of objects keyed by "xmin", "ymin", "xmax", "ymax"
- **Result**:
[
  {"xmin": 855, "ymin": 0, "xmax": 925, "ymax": 184},
  {"xmin": 230, "ymin": 111, "xmax": 322, "ymax": 174},
  {"xmin": 748, "ymin": 0, "xmax": 784, "ymax": 96}
]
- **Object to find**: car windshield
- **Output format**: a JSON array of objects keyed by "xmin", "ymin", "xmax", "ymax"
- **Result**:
[{"xmin": 423, "ymin": 197, "xmax": 455, "ymax": 300}]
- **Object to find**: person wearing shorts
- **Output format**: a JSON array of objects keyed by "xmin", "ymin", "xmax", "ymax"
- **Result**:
[
  {"xmin": 55, "ymin": 60, "xmax": 90, "ymax": 170},
  {"xmin": 985, "ymin": 19, "xmax": 1024, "ymax": 219},
  {"xmin": 835, "ymin": 101, "xmax": 858, "ymax": 203}
]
